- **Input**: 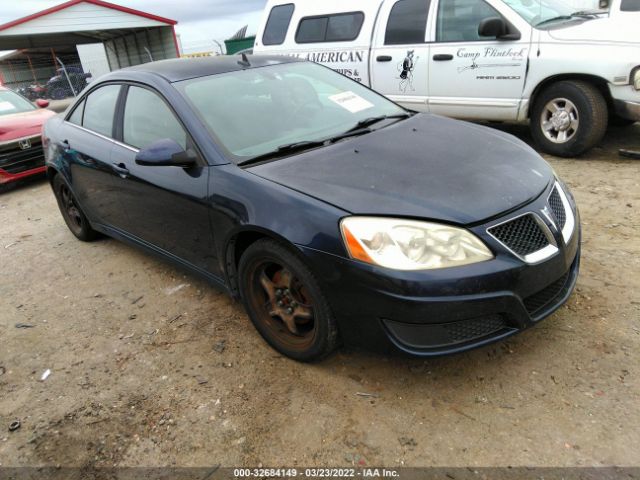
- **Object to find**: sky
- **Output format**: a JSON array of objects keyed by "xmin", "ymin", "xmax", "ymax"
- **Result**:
[{"xmin": 0, "ymin": 0, "xmax": 269, "ymax": 54}]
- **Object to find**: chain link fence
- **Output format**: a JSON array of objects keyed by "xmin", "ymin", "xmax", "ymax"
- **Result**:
[{"xmin": 0, "ymin": 53, "xmax": 91, "ymax": 101}]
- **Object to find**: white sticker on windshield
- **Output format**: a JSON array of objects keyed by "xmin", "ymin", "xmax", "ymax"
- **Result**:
[
  {"xmin": 0, "ymin": 101, "xmax": 15, "ymax": 112},
  {"xmin": 328, "ymin": 91, "xmax": 373, "ymax": 114}
]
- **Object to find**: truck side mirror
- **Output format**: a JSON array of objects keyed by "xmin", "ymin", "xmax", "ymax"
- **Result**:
[{"xmin": 478, "ymin": 17, "xmax": 521, "ymax": 40}]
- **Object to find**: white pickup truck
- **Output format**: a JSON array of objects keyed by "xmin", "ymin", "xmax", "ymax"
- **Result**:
[{"xmin": 254, "ymin": 0, "xmax": 640, "ymax": 156}]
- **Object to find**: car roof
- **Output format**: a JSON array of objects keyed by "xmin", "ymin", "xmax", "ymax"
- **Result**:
[{"xmin": 114, "ymin": 55, "xmax": 304, "ymax": 83}]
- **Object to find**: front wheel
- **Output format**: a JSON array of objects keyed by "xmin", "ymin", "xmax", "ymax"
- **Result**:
[
  {"xmin": 238, "ymin": 238, "xmax": 339, "ymax": 362},
  {"xmin": 530, "ymin": 80, "xmax": 607, "ymax": 157}
]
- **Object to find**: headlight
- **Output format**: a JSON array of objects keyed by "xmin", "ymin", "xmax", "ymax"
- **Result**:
[
  {"xmin": 340, "ymin": 217, "xmax": 493, "ymax": 271},
  {"xmin": 633, "ymin": 67, "xmax": 640, "ymax": 91}
]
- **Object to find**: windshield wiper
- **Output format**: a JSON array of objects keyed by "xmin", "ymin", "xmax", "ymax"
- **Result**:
[
  {"xmin": 535, "ymin": 15, "xmax": 573, "ymax": 26},
  {"xmin": 536, "ymin": 10, "xmax": 602, "ymax": 26},
  {"xmin": 344, "ymin": 113, "xmax": 412, "ymax": 133},
  {"xmin": 238, "ymin": 113, "xmax": 412, "ymax": 167},
  {"xmin": 571, "ymin": 9, "xmax": 605, "ymax": 16},
  {"xmin": 238, "ymin": 139, "xmax": 327, "ymax": 166}
]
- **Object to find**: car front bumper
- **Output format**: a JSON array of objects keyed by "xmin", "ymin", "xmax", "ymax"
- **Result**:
[{"xmin": 299, "ymin": 183, "xmax": 581, "ymax": 357}]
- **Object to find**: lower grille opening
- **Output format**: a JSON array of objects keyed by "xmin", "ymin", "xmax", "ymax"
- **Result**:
[
  {"xmin": 383, "ymin": 314, "xmax": 511, "ymax": 350},
  {"xmin": 523, "ymin": 271, "xmax": 570, "ymax": 316}
]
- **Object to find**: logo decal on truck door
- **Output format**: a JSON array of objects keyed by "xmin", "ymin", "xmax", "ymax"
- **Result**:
[{"xmin": 398, "ymin": 50, "xmax": 417, "ymax": 92}]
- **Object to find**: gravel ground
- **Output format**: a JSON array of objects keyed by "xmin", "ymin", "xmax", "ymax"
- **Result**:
[{"xmin": 0, "ymin": 123, "xmax": 639, "ymax": 469}]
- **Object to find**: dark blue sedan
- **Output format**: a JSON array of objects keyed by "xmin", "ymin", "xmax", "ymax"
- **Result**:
[{"xmin": 43, "ymin": 56, "xmax": 580, "ymax": 361}]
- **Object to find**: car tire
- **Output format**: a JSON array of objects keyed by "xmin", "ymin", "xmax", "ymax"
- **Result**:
[
  {"xmin": 238, "ymin": 238, "xmax": 339, "ymax": 362},
  {"xmin": 52, "ymin": 175, "xmax": 98, "ymax": 241},
  {"xmin": 530, "ymin": 80, "xmax": 607, "ymax": 157}
]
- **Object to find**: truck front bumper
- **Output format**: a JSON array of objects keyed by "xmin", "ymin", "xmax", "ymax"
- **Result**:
[{"xmin": 613, "ymin": 99, "xmax": 640, "ymax": 122}]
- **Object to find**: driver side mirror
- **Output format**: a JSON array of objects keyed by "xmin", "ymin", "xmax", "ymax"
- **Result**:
[
  {"xmin": 478, "ymin": 17, "xmax": 521, "ymax": 40},
  {"xmin": 36, "ymin": 99, "xmax": 49, "ymax": 108},
  {"xmin": 135, "ymin": 138, "xmax": 197, "ymax": 168}
]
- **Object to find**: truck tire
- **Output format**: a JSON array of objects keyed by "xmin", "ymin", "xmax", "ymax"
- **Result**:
[{"xmin": 530, "ymin": 80, "xmax": 607, "ymax": 157}]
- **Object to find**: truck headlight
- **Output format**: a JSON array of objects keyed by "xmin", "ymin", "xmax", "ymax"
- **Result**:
[
  {"xmin": 340, "ymin": 217, "xmax": 493, "ymax": 271},
  {"xmin": 633, "ymin": 67, "xmax": 640, "ymax": 91}
]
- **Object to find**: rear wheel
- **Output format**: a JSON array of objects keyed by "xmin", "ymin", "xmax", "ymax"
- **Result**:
[
  {"xmin": 238, "ymin": 238, "xmax": 338, "ymax": 361},
  {"xmin": 530, "ymin": 80, "xmax": 607, "ymax": 157},
  {"xmin": 52, "ymin": 175, "xmax": 97, "ymax": 241}
]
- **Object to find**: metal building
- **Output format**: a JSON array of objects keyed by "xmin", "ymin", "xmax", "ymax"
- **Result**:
[{"xmin": 0, "ymin": 0, "xmax": 179, "ymax": 93}]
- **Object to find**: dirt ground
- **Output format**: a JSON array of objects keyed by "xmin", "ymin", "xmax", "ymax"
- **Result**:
[{"xmin": 1, "ymin": 123, "xmax": 639, "ymax": 470}]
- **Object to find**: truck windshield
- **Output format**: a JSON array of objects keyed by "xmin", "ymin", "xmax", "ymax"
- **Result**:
[
  {"xmin": 503, "ymin": 0, "xmax": 587, "ymax": 25},
  {"xmin": 177, "ymin": 62, "xmax": 405, "ymax": 162},
  {"xmin": 0, "ymin": 90, "xmax": 36, "ymax": 116}
]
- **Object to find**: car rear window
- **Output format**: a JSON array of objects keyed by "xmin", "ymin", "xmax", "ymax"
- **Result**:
[
  {"xmin": 262, "ymin": 4, "xmax": 295, "ymax": 45},
  {"xmin": 295, "ymin": 12, "xmax": 364, "ymax": 43}
]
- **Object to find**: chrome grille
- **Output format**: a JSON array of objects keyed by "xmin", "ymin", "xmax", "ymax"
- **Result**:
[
  {"xmin": 488, "ymin": 214, "xmax": 550, "ymax": 257},
  {"xmin": 0, "ymin": 137, "xmax": 44, "ymax": 174}
]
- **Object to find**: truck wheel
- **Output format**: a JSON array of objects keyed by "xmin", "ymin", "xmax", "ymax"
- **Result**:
[{"xmin": 530, "ymin": 80, "xmax": 607, "ymax": 157}]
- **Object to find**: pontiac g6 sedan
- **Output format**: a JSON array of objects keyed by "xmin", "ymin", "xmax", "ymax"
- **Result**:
[{"xmin": 43, "ymin": 56, "xmax": 580, "ymax": 361}]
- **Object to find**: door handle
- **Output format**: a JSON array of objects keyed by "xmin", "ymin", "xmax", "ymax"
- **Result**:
[
  {"xmin": 376, "ymin": 55, "xmax": 392, "ymax": 62},
  {"xmin": 61, "ymin": 139, "xmax": 70, "ymax": 151},
  {"xmin": 433, "ymin": 54, "xmax": 454, "ymax": 61},
  {"xmin": 112, "ymin": 162, "xmax": 130, "ymax": 177}
]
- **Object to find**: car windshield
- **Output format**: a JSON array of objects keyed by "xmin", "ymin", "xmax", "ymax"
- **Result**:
[
  {"xmin": 0, "ymin": 90, "xmax": 36, "ymax": 116},
  {"xmin": 503, "ymin": 0, "xmax": 595, "ymax": 25},
  {"xmin": 177, "ymin": 62, "xmax": 405, "ymax": 161}
]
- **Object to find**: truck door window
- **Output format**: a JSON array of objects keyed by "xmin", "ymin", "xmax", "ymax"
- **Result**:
[
  {"xmin": 295, "ymin": 12, "xmax": 365, "ymax": 43},
  {"xmin": 436, "ymin": 0, "xmax": 501, "ymax": 42},
  {"xmin": 262, "ymin": 4, "xmax": 295, "ymax": 46},
  {"xmin": 620, "ymin": 0, "xmax": 640, "ymax": 11},
  {"xmin": 385, "ymin": 0, "xmax": 431, "ymax": 45}
]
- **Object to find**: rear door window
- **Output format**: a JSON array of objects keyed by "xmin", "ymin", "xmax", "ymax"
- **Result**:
[
  {"xmin": 296, "ymin": 12, "xmax": 365, "ymax": 43},
  {"xmin": 385, "ymin": 0, "xmax": 430, "ymax": 45},
  {"xmin": 82, "ymin": 84, "xmax": 120, "ymax": 137},
  {"xmin": 262, "ymin": 4, "xmax": 295, "ymax": 45}
]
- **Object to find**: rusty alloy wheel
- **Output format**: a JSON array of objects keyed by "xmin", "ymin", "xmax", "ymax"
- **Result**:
[
  {"xmin": 58, "ymin": 182, "xmax": 84, "ymax": 234},
  {"xmin": 52, "ymin": 175, "xmax": 97, "ymax": 241},
  {"xmin": 238, "ymin": 238, "xmax": 339, "ymax": 360},
  {"xmin": 248, "ymin": 260, "xmax": 317, "ymax": 351}
]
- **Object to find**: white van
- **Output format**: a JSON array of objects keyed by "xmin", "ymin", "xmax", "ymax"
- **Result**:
[{"xmin": 254, "ymin": 0, "xmax": 640, "ymax": 156}]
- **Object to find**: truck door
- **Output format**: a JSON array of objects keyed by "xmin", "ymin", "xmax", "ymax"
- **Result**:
[
  {"xmin": 427, "ymin": 0, "xmax": 530, "ymax": 120},
  {"xmin": 370, "ymin": 0, "xmax": 432, "ymax": 112}
]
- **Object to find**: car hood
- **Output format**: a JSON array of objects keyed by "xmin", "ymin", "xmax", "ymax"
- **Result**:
[
  {"xmin": 546, "ymin": 17, "xmax": 639, "ymax": 44},
  {"xmin": 0, "ymin": 108, "xmax": 56, "ymax": 142},
  {"xmin": 248, "ymin": 114, "xmax": 553, "ymax": 225}
]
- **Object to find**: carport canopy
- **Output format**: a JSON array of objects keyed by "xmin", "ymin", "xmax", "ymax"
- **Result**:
[{"xmin": 0, "ymin": 0, "xmax": 179, "ymax": 57}]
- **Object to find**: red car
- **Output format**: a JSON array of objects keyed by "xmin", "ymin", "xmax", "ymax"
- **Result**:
[{"xmin": 0, "ymin": 86, "xmax": 55, "ymax": 188}]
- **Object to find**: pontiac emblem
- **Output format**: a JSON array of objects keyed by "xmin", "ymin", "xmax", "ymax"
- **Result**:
[{"xmin": 18, "ymin": 138, "xmax": 31, "ymax": 150}]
